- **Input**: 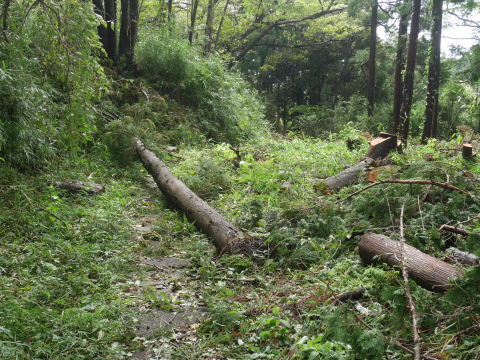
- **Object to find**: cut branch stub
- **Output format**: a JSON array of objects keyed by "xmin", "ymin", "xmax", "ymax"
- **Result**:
[
  {"xmin": 365, "ymin": 134, "xmax": 397, "ymax": 160},
  {"xmin": 135, "ymin": 139, "xmax": 262, "ymax": 255},
  {"xmin": 359, "ymin": 233, "xmax": 463, "ymax": 292}
]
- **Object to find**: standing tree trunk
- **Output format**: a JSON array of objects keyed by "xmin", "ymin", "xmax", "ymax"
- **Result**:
[
  {"xmin": 135, "ymin": 140, "xmax": 262, "ymax": 255},
  {"xmin": 93, "ymin": 0, "xmax": 107, "ymax": 50},
  {"xmin": 103, "ymin": 0, "xmax": 117, "ymax": 60},
  {"xmin": 398, "ymin": 0, "xmax": 421, "ymax": 144},
  {"xmin": 213, "ymin": 0, "xmax": 230, "ymax": 51},
  {"xmin": 392, "ymin": 0, "xmax": 410, "ymax": 133},
  {"xmin": 422, "ymin": 0, "xmax": 443, "ymax": 143},
  {"xmin": 2, "ymin": 0, "xmax": 12, "ymax": 43},
  {"xmin": 119, "ymin": 0, "xmax": 139, "ymax": 67},
  {"xmin": 204, "ymin": 0, "xmax": 215, "ymax": 52},
  {"xmin": 167, "ymin": 0, "xmax": 173, "ymax": 21},
  {"xmin": 367, "ymin": 0, "xmax": 378, "ymax": 117},
  {"xmin": 188, "ymin": 0, "xmax": 200, "ymax": 45}
]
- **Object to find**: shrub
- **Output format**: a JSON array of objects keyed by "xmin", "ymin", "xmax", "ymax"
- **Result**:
[{"xmin": 135, "ymin": 28, "xmax": 267, "ymax": 145}]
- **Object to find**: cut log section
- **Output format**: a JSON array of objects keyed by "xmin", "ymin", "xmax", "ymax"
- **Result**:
[
  {"xmin": 365, "ymin": 134, "xmax": 397, "ymax": 160},
  {"xmin": 462, "ymin": 143, "xmax": 475, "ymax": 160},
  {"xmin": 323, "ymin": 157, "xmax": 374, "ymax": 191},
  {"xmin": 135, "ymin": 139, "xmax": 262, "ymax": 255},
  {"xmin": 333, "ymin": 288, "xmax": 368, "ymax": 304},
  {"xmin": 53, "ymin": 180, "xmax": 105, "ymax": 195},
  {"xmin": 320, "ymin": 133, "xmax": 397, "ymax": 192},
  {"xmin": 359, "ymin": 233, "xmax": 463, "ymax": 292}
]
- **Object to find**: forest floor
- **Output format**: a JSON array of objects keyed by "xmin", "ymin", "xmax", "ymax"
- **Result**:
[{"xmin": 1, "ymin": 134, "xmax": 479, "ymax": 359}]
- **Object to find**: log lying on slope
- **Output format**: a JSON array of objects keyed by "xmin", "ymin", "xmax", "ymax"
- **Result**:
[
  {"xmin": 323, "ymin": 157, "xmax": 374, "ymax": 191},
  {"xmin": 359, "ymin": 233, "xmax": 463, "ymax": 292},
  {"xmin": 135, "ymin": 140, "xmax": 262, "ymax": 255},
  {"xmin": 321, "ymin": 133, "xmax": 397, "ymax": 192},
  {"xmin": 53, "ymin": 180, "xmax": 105, "ymax": 195}
]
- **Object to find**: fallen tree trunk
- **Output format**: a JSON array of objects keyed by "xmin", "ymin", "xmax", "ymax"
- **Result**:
[
  {"xmin": 446, "ymin": 247, "xmax": 480, "ymax": 266},
  {"xmin": 359, "ymin": 233, "xmax": 463, "ymax": 292},
  {"xmin": 321, "ymin": 133, "xmax": 397, "ymax": 192},
  {"xmin": 323, "ymin": 158, "xmax": 374, "ymax": 191},
  {"xmin": 135, "ymin": 140, "xmax": 262, "ymax": 255},
  {"xmin": 53, "ymin": 180, "xmax": 105, "ymax": 195},
  {"xmin": 333, "ymin": 288, "xmax": 368, "ymax": 304}
]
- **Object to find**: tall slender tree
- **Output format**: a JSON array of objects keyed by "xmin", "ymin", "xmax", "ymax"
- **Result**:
[
  {"xmin": 204, "ymin": 0, "xmax": 215, "ymax": 52},
  {"xmin": 399, "ymin": 0, "xmax": 421, "ymax": 143},
  {"xmin": 103, "ymin": 0, "xmax": 117, "ymax": 60},
  {"xmin": 422, "ymin": 0, "xmax": 443, "ymax": 142},
  {"xmin": 367, "ymin": 0, "xmax": 378, "ymax": 117},
  {"xmin": 119, "ymin": 0, "xmax": 139, "ymax": 66},
  {"xmin": 392, "ymin": 0, "xmax": 410, "ymax": 133},
  {"xmin": 188, "ymin": 0, "xmax": 200, "ymax": 45}
]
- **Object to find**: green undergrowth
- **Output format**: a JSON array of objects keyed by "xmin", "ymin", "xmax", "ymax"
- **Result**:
[
  {"xmin": 160, "ymin": 133, "xmax": 480, "ymax": 359},
  {"xmin": 0, "ymin": 154, "xmax": 148, "ymax": 359},
  {"xmin": 2, "ymin": 132, "xmax": 480, "ymax": 359}
]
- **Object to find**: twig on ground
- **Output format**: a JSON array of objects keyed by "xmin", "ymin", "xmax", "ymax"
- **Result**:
[
  {"xmin": 441, "ymin": 324, "xmax": 480, "ymax": 351},
  {"xmin": 456, "ymin": 214, "xmax": 480, "ymax": 226},
  {"xmin": 36, "ymin": 207, "xmax": 68, "ymax": 228},
  {"xmin": 338, "ymin": 179, "xmax": 469, "ymax": 203},
  {"xmin": 399, "ymin": 205, "xmax": 422, "ymax": 360}
]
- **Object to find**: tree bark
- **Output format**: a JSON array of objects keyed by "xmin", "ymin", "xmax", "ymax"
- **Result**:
[
  {"xmin": 204, "ymin": 0, "xmax": 215, "ymax": 52},
  {"xmin": 322, "ymin": 158, "xmax": 374, "ymax": 191},
  {"xmin": 398, "ymin": 0, "xmax": 421, "ymax": 144},
  {"xmin": 446, "ymin": 247, "xmax": 480, "ymax": 266},
  {"xmin": 321, "ymin": 134, "xmax": 396, "ymax": 192},
  {"xmin": 367, "ymin": 0, "xmax": 378, "ymax": 117},
  {"xmin": 422, "ymin": 0, "xmax": 443, "ymax": 142},
  {"xmin": 188, "ymin": 0, "xmax": 200, "ymax": 45},
  {"xmin": 213, "ymin": 0, "xmax": 230, "ymax": 51},
  {"xmin": 359, "ymin": 233, "xmax": 463, "ymax": 292},
  {"xmin": 392, "ymin": 0, "xmax": 410, "ymax": 133},
  {"xmin": 135, "ymin": 140, "xmax": 262, "ymax": 255},
  {"xmin": 2, "ymin": 0, "xmax": 12, "ymax": 42},
  {"xmin": 365, "ymin": 134, "xmax": 397, "ymax": 160},
  {"xmin": 54, "ymin": 180, "xmax": 105, "ymax": 195},
  {"xmin": 167, "ymin": 0, "xmax": 173, "ymax": 21},
  {"xmin": 103, "ymin": 0, "xmax": 117, "ymax": 60},
  {"xmin": 93, "ymin": 0, "xmax": 107, "ymax": 50},
  {"xmin": 462, "ymin": 143, "xmax": 473, "ymax": 159},
  {"xmin": 119, "ymin": 0, "xmax": 139, "ymax": 66}
]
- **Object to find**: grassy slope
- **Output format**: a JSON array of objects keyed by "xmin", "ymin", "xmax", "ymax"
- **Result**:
[{"xmin": 1, "ymin": 134, "xmax": 479, "ymax": 359}]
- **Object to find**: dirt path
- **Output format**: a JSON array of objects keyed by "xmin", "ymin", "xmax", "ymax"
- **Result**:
[{"xmin": 128, "ymin": 179, "xmax": 210, "ymax": 360}]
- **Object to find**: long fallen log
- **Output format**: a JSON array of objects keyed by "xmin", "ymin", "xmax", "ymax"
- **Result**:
[
  {"xmin": 135, "ymin": 140, "xmax": 262, "ymax": 255},
  {"xmin": 359, "ymin": 233, "xmax": 464, "ymax": 292}
]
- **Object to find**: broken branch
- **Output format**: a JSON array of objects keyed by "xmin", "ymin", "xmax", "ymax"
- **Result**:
[{"xmin": 339, "ymin": 179, "xmax": 469, "ymax": 203}]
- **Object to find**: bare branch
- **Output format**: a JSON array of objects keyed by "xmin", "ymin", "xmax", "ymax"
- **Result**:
[
  {"xmin": 399, "ymin": 206, "xmax": 422, "ymax": 360},
  {"xmin": 338, "ymin": 179, "xmax": 470, "ymax": 203}
]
